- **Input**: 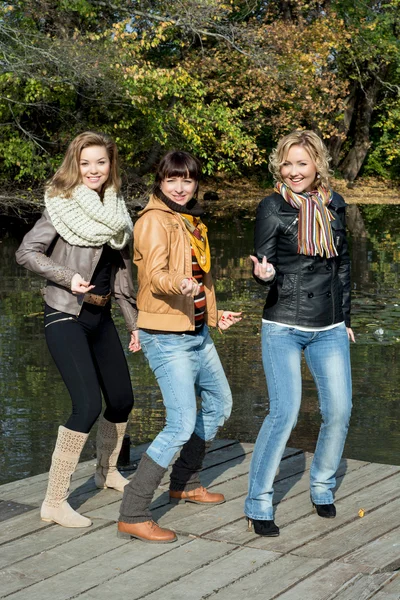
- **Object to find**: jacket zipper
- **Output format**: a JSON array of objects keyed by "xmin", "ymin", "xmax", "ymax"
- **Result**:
[{"xmin": 284, "ymin": 217, "xmax": 298, "ymax": 235}]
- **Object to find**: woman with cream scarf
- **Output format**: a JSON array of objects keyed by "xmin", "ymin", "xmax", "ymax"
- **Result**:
[{"xmin": 16, "ymin": 132, "xmax": 138, "ymax": 528}]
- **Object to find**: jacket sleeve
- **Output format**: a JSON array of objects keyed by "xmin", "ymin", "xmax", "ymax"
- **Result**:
[
  {"xmin": 336, "ymin": 204, "xmax": 351, "ymax": 328},
  {"xmin": 253, "ymin": 197, "xmax": 280, "ymax": 286},
  {"xmin": 15, "ymin": 211, "xmax": 77, "ymax": 289},
  {"xmin": 134, "ymin": 214, "xmax": 186, "ymax": 295},
  {"xmin": 113, "ymin": 245, "xmax": 138, "ymax": 332}
]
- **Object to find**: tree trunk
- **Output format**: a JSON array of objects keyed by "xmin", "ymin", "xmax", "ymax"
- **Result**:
[
  {"xmin": 339, "ymin": 66, "xmax": 388, "ymax": 182},
  {"xmin": 327, "ymin": 81, "xmax": 358, "ymax": 168}
]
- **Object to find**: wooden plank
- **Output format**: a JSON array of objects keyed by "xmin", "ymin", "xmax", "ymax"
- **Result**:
[
  {"xmin": 205, "ymin": 460, "xmax": 384, "ymax": 545},
  {"xmin": 3, "ymin": 538, "xmax": 232, "ymax": 600},
  {"xmin": 0, "ymin": 518, "xmax": 113, "ymax": 570},
  {"xmin": 82, "ymin": 449, "xmax": 305, "ymax": 524},
  {"xmin": 123, "ymin": 547, "xmax": 281, "ymax": 600},
  {"xmin": 368, "ymin": 574, "xmax": 400, "ymax": 599},
  {"xmin": 0, "ymin": 536, "xmax": 190, "ymax": 600},
  {"xmin": 292, "ymin": 496, "xmax": 400, "ymax": 561},
  {"xmin": 331, "ymin": 573, "xmax": 398, "ymax": 600},
  {"xmin": 0, "ymin": 512, "xmax": 51, "ymax": 546},
  {"xmin": 341, "ymin": 526, "xmax": 400, "ymax": 574},
  {"xmin": 0, "ymin": 440, "xmax": 248, "ymax": 507},
  {"xmin": 247, "ymin": 475, "xmax": 400, "ymax": 554},
  {"xmin": 263, "ymin": 562, "xmax": 362, "ymax": 600},
  {"xmin": 0, "ymin": 439, "xmax": 238, "ymax": 502},
  {"xmin": 198, "ymin": 554, "xmax": 328, "ymax": 600},
  {"xmin": 0, "ymin": 524, "xmax": 127, "ymax": 597},
  {"xmin": 0, "ymin": 500, "xmax": 36, "ymax": 522}
]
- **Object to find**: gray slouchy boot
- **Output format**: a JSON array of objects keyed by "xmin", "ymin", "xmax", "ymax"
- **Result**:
[{"xmin": 118, "ymin": 453, "xmax": 176, "ymax": 543}]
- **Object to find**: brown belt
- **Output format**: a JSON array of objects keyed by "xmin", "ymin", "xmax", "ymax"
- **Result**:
[{"xmin": 83, "ymin": 292, "xmax": 111, "ymax": 307}]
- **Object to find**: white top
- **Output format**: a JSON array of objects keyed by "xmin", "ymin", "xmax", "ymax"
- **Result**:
[{"xmin": 262, "ymin": 319, "xmax": 344, "ymax": 332}]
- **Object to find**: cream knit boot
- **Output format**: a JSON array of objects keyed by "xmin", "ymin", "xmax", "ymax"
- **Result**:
[
  {"xmin": 40, "ymin": 426, "xmax": 92, "ymax": 528},
  {"xmin": 94, "ymin": 416, "xmax": 130, "ymax": 492}
]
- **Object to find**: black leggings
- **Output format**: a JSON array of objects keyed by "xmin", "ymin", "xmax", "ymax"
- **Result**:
[{"xmin": 44, "ymin": 303, "xmax": 134, "ymax": 433}]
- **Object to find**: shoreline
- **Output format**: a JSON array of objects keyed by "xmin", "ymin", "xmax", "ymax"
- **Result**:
[
  {"xmin": 1, "ymin": 177, "xmax": 399, "ymax": 222},
  {"xmin": 200, "ymin": 177, "xmax": 400, "ymax": 218}
]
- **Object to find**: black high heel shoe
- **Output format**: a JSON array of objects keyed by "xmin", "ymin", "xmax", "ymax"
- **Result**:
[
  {"xmin": 247, "ymin": 517, "xmax": 280, "ymax": 537},
  {"xmin": 312, "ymin": 502, "xmax": 336, "ymax": 518}
]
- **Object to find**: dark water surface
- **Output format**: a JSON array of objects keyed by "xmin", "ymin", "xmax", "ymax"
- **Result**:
[{"xmin": 1, "ymin": 204, "xmax": 399, "ymax": 485}]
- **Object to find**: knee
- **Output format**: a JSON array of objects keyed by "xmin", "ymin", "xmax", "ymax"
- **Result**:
[
  {"xmin": 221, "ymin": 392, "xmax": 233, "ymax": 423},
  {"xmin": 324, "ymin": 399, "xmax": 352, "ymax": 428}
]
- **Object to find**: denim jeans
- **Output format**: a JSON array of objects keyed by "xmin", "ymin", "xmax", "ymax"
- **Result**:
[
  {"xmin": 139, "ymin": 325, "xmax": 232, "ymax": 469},
  {"xmin": 245, "ymin": 321, "xmax": 352, "ymax": 520}
]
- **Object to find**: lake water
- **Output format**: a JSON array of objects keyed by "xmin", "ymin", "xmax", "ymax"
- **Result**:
[{"xmin": 0, "ymin": 204, "xmax": 399, "ymax": 485}]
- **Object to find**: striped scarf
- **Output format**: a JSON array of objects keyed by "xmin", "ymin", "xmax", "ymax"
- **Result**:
[{"xmin": 275, "ymin": 182, "xmax": 338, "ymax": 258}]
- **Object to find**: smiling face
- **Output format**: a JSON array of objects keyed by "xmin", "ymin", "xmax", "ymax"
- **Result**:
[
  {"xmin": 160, "ymin": 175, "xmax": 197, "ymax": 206},
  {"xmin": 280, "ymin": 144, "xmax": 318, "ymax": 194},
  {"xmin": 79, "ymin": 145, "xmax": 111, "ymax": 193}
]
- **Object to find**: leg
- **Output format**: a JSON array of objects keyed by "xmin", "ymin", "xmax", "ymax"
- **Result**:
[
  {"xmin": 305, "ymin": 323, "xmax": 352, "ymax": 506},
  {"xmin": 90, "ymin": 314, "xmax": 134, "ymax": 492},
  {"xmin": 42, "ymin": 309, "xmax": 106, "ymax": 527},
  {"xmin": 40, "ymin": 426, "xmax": 92, "ymax": 528},
  {"xmin": 244, "ymin": 322, "xmax": 303, "ymax": 521},
  {"xmin": 119, "ymin": 330, "xmax": 199, "ymax": 541},
  {"xmin": 44, "ymin": 307, "xmax": 103, "ymax": 433},
  {"xmin": 140, "ymin": 331, "xmax": 199, "ymax": 468},
  {"xmin": 169, "ymin": 327, "xmax": 231, "ymax": 503}
]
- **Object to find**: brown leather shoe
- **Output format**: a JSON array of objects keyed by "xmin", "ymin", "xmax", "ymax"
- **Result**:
[
  {"xmin": 170, "ymin": 486, "xmax": 225, "ymax": 505},
  {"xmin": 117, "ymin": 520, "xmax": 177, "ymax": 543}
]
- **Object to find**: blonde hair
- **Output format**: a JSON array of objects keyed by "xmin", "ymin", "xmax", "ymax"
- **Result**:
[
  {"xmin": 269, "ymin": 130, "xmax": 332, "ymax": 189},
  {"xmin": 47, "ymin": 131, "xmax": 121, "ymax": 198}
]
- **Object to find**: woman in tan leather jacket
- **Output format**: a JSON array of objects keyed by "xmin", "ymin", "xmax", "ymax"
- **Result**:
[
  {"xmin": 16, "ymin": 131, "xmax": 138, "ymax": 529},
  {"xmin": 118, "ymin": 150, "xmax": 241, "ymax": 543}
]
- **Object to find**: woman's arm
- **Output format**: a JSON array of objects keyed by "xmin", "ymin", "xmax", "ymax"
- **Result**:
[
  {"xmin": 253, "ymin": 198, "xmax": 280, "ymax": 286},
  {"xmin": 113, "ymin": 245, "xmax": 139, "ymax": 332},
  {"xmin": 15, "ymin": 211, "xmax": 77, "ymax": 289},
  {"xmin": 336, "ymin": 206, "xmax": 351, "ymax": 329},
  {"xmin": 134, "ymin": 215, "xmax": 187, "ymax": 295}
]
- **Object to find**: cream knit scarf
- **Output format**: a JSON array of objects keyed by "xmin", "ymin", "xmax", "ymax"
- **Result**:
[{"xmin": 45, "ymin": 184, "xmax": 133, "ymax": 249}]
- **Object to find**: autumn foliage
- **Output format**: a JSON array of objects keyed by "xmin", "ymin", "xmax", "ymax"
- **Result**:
[{"xmin": 1, "ymin": 0, "xmax": 399, "ymax": 199}]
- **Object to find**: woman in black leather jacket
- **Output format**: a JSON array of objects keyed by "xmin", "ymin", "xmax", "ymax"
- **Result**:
[{"xmin": 244, "ymin": 130, "xmax": 354, "ymax": 537}]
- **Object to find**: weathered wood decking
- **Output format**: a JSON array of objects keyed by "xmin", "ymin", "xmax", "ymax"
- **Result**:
[{"xmin": 0, "ymin": 441, "xmax": 399, "ymax": 599}]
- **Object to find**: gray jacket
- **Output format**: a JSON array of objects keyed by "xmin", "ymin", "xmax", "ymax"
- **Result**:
[{"xmin": 16, "ymin": 210, "xmax": 138, "ymax": 331}]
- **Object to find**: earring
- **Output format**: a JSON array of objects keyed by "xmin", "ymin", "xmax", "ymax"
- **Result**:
[{"xmin": 316, "ymin": 173, "xmax": 321, "ymax": 179}]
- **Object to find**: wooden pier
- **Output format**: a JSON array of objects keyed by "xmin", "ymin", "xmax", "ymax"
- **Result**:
[{"xmin": 0, "ymin": 441, "xmax": 399, "ymax": 599}]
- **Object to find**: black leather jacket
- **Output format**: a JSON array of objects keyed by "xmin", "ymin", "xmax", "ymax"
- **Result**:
[{"xmin": 254, "ymin": 192, "xmax": 351, "ymax": 327}]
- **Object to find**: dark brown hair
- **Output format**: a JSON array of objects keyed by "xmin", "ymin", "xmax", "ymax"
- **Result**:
[{"xmin": 154, "ymin": 150, "xmax": 202, "ymax": 190}]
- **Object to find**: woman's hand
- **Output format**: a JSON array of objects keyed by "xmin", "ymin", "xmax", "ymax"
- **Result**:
[
  {"xmin": 180, "ymin": 278, "xmax": 200, "ymax": 297},
  {"xmin": 250, "ymin": 255, "xmax": 275, "ymax": 281},
  {"xmin": 129, "ymin": 330, "xmax": 141, "ymax": 353},
  {"xmin": 218, "ymin": 311, "xmax": 242, "ymax": 331},
  {"xmin": 346, "ymin": 327, "xmax": 355, "ymax": 343},
  {"xmin": 71, "ymin": 273, "xmax": 95, "ymax": 295}
]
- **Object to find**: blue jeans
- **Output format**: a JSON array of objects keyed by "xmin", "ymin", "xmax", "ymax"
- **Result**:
[
  {"xmin": 139, "ymin": 325, "xmax": 232, "ymax": 469},
  {"xmin": 245, "ymin": 322, "xmax": 352, "ymax": 520}
]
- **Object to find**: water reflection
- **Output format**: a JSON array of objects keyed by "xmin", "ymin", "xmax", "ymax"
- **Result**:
[{"xmin": 0, "ymin": 205, "xmax": 399, "ymax": 484}]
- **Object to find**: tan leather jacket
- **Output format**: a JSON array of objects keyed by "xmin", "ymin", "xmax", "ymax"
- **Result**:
[
  {"xmin": 16, "ymin": 210, "xmax": 138, "ymax": 331},
  {"xmin": 134, "ymin": 195, "xmax": 219, "ymax": 331}
]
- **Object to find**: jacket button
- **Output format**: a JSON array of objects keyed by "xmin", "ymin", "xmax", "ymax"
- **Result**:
[
  {"xmin": 308, "ymin": 265, "xmax": 314, "ymax": 271},
  {"xmin": 326, "ymin": 292, "xmax": 332, "ymax": 297},
  {"xmin": 308, "ymin": 292, "xmax": 314, "ymax": 298},
  {"xmin": 326, "ymin": 265, "xmax": 332, "ymax": 271}
]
